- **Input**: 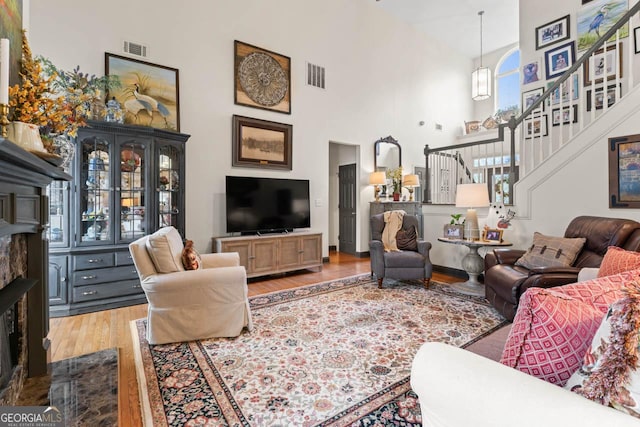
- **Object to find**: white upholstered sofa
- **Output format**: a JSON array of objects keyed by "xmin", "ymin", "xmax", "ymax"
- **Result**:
[
  {"xmin": 411, "ymin": 342, "xmax": 639, "ymax": 427},
  {"xmin": 129, "ymin": 226, "xmax": 253, "ymax": 344}
]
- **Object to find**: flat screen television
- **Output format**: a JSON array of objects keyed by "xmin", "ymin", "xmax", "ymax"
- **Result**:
[{"xmin": 226, "ymin": 176, "xmax": 311, "ymax": 234}]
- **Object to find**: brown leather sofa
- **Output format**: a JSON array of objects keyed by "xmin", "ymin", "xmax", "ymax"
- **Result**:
[{"xmin": 484, "ymin": 216, "xmax": 640, "ymax": 321}]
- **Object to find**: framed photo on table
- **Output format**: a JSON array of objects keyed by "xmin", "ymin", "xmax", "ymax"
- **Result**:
[
  {"xmin": 232, "ymin": 115, "xmax": 292, "ymax": 170},
  {"xmin": 443, "ymin": 224, "xmax": 464, "ymax": 240},
  {"xmin": 482, "ymin": 228, "xmax": 503, "ymax": 242}
]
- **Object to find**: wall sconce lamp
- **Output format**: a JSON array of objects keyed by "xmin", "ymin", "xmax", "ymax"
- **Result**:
[
  {"xmin": 369, "ymin": 171, "xmax": 387, "ymax": 202},
  {"xmin": 455, "ymin": 183, "xmax": 490, "ymax": 240},
  {"xmin": 402, "ymin": 174, "xmax": 420, "ymax": 201}
]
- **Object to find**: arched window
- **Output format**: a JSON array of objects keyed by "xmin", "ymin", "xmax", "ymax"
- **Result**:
[{"xmin": 495, "ymin": 47, "xmax": 520, "ymax": 119}]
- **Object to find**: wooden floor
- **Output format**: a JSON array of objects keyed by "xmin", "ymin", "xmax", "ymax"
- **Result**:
[{"xmin": 48, "ymin": 252, "xmax": 458, "ymax": 426}]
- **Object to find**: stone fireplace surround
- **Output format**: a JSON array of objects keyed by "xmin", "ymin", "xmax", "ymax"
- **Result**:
[{"xmin": 0, "ymin": 138, "xmax": 70, "ymax": 404}]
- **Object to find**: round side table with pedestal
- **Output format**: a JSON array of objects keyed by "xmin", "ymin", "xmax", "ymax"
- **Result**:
[{"xmin": 437, "ymin": 237, "xmax": 512, "ymax": 296}]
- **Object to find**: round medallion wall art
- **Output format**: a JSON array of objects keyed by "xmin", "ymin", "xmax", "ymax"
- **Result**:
[
  {"xmin": 234, "ymin": 40, "xmax": 291, "ymax": 114},
  {"xmin": 238, "ymin": 52, "xmax": 288, "ymax": 107}
]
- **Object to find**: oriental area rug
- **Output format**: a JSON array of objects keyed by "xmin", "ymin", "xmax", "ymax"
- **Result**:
[{"xmin": 131, "ymin": 274, "xmax": 506, "ymax": 426}]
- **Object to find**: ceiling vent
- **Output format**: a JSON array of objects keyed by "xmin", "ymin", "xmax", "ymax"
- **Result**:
[
  {"xmin": 306, "ymin": 62, "xmax": 325, "ymax": 89},
  {"xmin": 123, "ymin": 40, "xmax": 148, "ymax": 58}
]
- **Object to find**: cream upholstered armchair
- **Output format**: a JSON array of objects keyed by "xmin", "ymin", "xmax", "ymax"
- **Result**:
[{"xmin": 129, "ymin": 227, "xmax": 253, "ymax": 345}]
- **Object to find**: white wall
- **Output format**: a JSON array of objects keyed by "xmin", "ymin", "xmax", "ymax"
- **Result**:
[{"xmin": 28, "ymin": 0, "xmax": 473, "ymax": 255}]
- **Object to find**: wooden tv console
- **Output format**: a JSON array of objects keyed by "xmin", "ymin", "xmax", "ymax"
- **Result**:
[{"xmin": 212, "ymin": 231, "xmax": 322, "ymax": 278}]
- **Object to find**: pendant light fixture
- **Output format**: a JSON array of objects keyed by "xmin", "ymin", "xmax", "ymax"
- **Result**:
[{"xmin": 471, "ymin": 11, "xmax": 491, "ymax": 101}]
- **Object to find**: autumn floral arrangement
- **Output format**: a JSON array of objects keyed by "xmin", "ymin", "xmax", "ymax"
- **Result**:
[{"xmin": 7, "ymin": 31, "xmax": 119, "ymax": 152}]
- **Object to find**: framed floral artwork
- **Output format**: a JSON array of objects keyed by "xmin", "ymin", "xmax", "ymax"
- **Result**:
[{"xmin": 105, "ymin": 53, "xmax": 180, "ymax": 131}]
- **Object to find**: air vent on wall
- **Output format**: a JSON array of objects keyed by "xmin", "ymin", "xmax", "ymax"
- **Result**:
[
  {"xmin": 123, "ymin": 40, "xmax": 148, "ymax": 58},
  {"xmin": 306, "ymin": 62, "xmax": 326, "ymax": 89}
]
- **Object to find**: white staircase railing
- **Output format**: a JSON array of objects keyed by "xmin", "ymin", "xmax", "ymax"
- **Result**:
[{"xmin": 424, "ymin": 1, "xmax": 640, "ymax": 205}]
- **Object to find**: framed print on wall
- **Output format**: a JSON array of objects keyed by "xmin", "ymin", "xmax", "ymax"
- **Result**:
[
  {"xmin": 586, "ymin": 83, "xmax": 621, "ymax": 111},
  {"xmin": 609, "ymin": 134, "xmax": 640, "ymax": 208},
  {"xmin": 535, "ymin": 15, "xmax": 571, "ymax": 50},
  {"xmin": 552, "ymin": 105, "xmax": 578, "ymax": 126},
  {"xmin": 547, "ymin": 74, "xmax": 579, "ymax": 105},
  {"xmin": 584, "ymin": 43, "xmax": 622, "ymax": 85},
  {"xmin": 235, "ymin": 40, "xmax": 291, "ymax": 114},
  {"xmin": 105, "ymin": 53, "xmax": 180, "ymax": 131},
  {"xmin": 524, "ymin": 115, "xmax": 548, "ymax": 139},
  {"xmin": 635, "ymin": 27, "xmax": 640, "ymax": 53},
  {"xmin": 577, "ymin": 0, "xmax": 629, "ymax": 52},
  {"xmin": 522, "ymin": 87, "xmax": 545, "ymax": 114},
  {"xmin": 232, "ymin": 115, "xmax": 292, "ymax": 170},
  {"xmin": 545, "ymin": 41, "xmax": 575, "ymax": 79}
]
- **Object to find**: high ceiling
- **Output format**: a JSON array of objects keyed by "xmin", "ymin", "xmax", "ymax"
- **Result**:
[{"xmin": 373, "ymin": 0, "xmax": 519, "ymax": 58}]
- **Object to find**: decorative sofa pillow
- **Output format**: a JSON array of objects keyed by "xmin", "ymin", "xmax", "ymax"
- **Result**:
[
  {"xmin": 145, "ymin": 226, "xmax": 185, "ymax": 273},
  {"xmin": 564, "ymin": 283, "xmax": 640, "ymax": 417},
  {"xmin": 396, "ymin": 226, "xmax": 418, "ymax": 251},
  {"xmin": 515, "ymin": 232, "xmax": 586, "ymax": 269},
  {"xmin": 598, "ymin": 246, "xmax": 640, "ymax": 278},
  {"xmin": 181, "ymin": 240, "xmax": 202, "ymax": 270},
  {"xmin": 500, "ymin": 269, "xmax": 640, "ymax": 386}
]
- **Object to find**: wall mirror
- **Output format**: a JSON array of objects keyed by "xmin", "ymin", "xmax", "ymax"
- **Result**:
[{"xmin": 374, "ymin": 135, "xmax": 401, "ymax": 172}]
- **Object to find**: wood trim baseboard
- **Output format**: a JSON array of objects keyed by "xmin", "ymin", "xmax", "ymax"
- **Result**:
[{"xmin": 433, "ymin": 265, "xmax": 467, "ymax": 279}]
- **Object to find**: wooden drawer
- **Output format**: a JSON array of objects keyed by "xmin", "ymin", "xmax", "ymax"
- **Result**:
[
  {"xmin": 115, "ymin": 251, "xmax": 134, "ymax": 266},
  {"xmin": 72, "ymin": 279, "xmax": 144, "ymax": 303},
  {"xmin": 74, "ymin": 253, "xmax": 115, "ymax": 270},
  {"xmin": 72, "ymin": 265, "xmax": 139, "ymax": 286}
]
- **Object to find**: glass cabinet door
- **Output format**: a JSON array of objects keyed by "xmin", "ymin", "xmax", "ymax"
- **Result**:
[
  {"xmin": 118, "ymin": 139, "xmax": 148, "ymax": 243},
  {"xmin": 47, "ymin": 179, "xmax": 70, "ymax": 246},
  {"xmin": 79, "ymin": 136, "xmax": 112, "ymax": 245},
  {"xmin": 157, "ymin": 144, "xmax": 182, "ymax": 232}
]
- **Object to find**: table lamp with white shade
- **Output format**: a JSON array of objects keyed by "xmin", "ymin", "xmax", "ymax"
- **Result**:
[
  {"xmin": 369, "ymin": 171, "xmax": 387, "ymax": 202},
  {"xmin": 402, "ymin": 174, "xmax": 420, "ymax": 201},
  {"xmin": 455, "ymin": 183, "xmax": 490, "ymax": 241}
]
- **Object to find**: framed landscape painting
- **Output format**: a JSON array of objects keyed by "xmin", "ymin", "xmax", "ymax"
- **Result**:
[
  {"xmin": 232, "ymin": 115, "xmax": 292, "ymax": 170},
  {"xmin": 609, "ymin": 134, "xmax": 640, "ymax": 208},
  {"xmin": 105, "ymin": 53, "xmax": 180, "ymax": 131}
]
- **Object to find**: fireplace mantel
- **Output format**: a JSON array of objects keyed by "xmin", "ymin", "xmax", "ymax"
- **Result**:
[{"xmin": 0, "ymin": 137, "xmax": 71, "ymax": 383}]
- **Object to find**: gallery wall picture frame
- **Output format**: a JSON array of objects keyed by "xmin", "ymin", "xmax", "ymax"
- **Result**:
[
  {"xmin": 635, "ymin": 27, "xmax": 640, "ymax": 53},
  {"xmin": 577, "ymin": 0, "xmax": 629, "ymax": 52},
  {"xmin": 608, "ymin": 133, "xmax": 640, "ymax": 208},
  {"xmin": 583, "ymin": 43, "xmax": 623, "ymax": 86},
  {"xmin": 547, "ymin": 74, "xmax": 580, "ymax": 105},
  {"xmin": 535, "ymin": 15, "xmax": 571, "ymax": 50},
  {"xmin": 586, "ymin": 84, "xmax": 621, "ymax": 111},
  {"xmin": 234, "ymin": 40, "xmax": 291, "ymax": 114},
  {"xmin": 552, "ymin": 105, "xmax": 578, "ymax": 126},
  {"xmin": 522, "ymin": 60, "xmax": 541, "ymax": 85},
  {"xmin": 522, "ymin": 87, "xmax": 545, "ymax": 114},
  {"xmin": 105, "ymin": 53, "xmax": 180, "ymax": 131},
  {"xmin": 232, "ymin": 115, "xmax": 292, "ymax": 170},
  {"xmin": 524, "ymin": 115, "xmax": 548, "ymax": 139},
  {"xmin": 545, "ymin": 41, "xmax": 575, "ymax": 79}
]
